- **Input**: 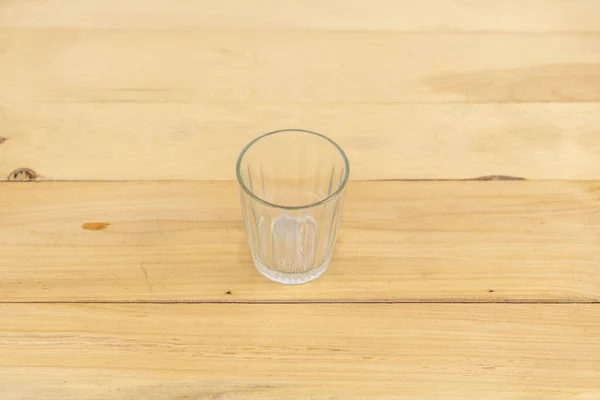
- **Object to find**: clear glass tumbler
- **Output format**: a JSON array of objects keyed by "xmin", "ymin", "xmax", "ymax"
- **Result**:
[{"xmin": 236, "ymin": 129, "xmax": 350, "ymax": 284}]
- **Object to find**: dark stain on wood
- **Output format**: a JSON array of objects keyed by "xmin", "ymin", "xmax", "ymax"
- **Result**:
[
  {"xmin": 376, "ymin": 175, "xmax": 526, "ymax": 182},
  {"xmin": 469, "ymin": 175, "xmax": 526, "ymax": 181},
  {"xmin": 225, "ymin": 290, "xmax": 232, "ymax": 295},
  {"xmin": 7, "ymin": 167, "xmax": 37, "ymax": 181},
  {"xmin": 488, "ymin": 289, "xmax": 495, "ymax": 293},
  {"xmin": 307, "ymin": 347, "xmax": 346, "ymax": 352},
  {"xmin": 82, "ymin": 222, "xmax": 110, "ymax": 231},
  {"xmin": 0, "ymin": 137, "xmax": 6, "ymax": 144}
]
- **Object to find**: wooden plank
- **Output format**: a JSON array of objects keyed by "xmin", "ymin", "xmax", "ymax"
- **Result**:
[
  {"xmin": 2, "ymin": 30, "xmax": 600, "ymax": 104},
  {"xmin": 2, "ymin": 103, "xmax": 600, "ymax": 180},
  {"xmin": 1, "ymin": 0, "xmax": 599, "ymax": 33},
  {"xmin": 1, "ymin": 304, "xmax": 599, "ymax": 399},
  {"xmin": 1, "ymin": 181, "xmax": 599, "ymax": 302}
]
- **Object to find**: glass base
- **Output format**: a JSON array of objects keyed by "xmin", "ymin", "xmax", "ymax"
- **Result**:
[{"xmin": 253, "ymin": 257, "xmax": 330, "ymax": 285}]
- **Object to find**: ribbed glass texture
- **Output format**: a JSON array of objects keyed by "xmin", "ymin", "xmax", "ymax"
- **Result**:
[{"xmin": 236, "ymin": 129, "xmax": 350, "ymax": 284}]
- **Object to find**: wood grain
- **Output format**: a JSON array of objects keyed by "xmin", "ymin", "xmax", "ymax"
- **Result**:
[
  {"xmin": 2, "ymin": 1, "xmax": 599, "ymax": 397},
  {"xmin": 1, "ymin": 0, "xmax": 599, "ymax": 32},
  {"xmin": 2, "ymin": 103, "xmax": 600, "ymax": 180},
  {"xmin": 1, "ymin": 304, "xmax": 599, "ymax": 399},
  {"xmin": 2, "ymin": 181, "xmax": 599, "ymax": 302},
  {"xmin": 2, "ymin": 30, "xmax": 600, "ymax": 104}
]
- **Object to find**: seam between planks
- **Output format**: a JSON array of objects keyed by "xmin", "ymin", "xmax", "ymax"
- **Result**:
[
  {"xmin": 1, "ymin": 300, "xmax": 599, "ymax": 305},
  {"xmin": 3, "ymin": 27, "xmax": 600, "ymax": 35},
  {"xmin": 0, "ymin": 177, "xmax": 532, "ymax": 183}
]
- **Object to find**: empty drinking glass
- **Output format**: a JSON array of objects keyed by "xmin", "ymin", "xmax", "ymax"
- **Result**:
[{"xmin": 236, "ymin": 129, "xmax": 350, "ymax": 284}]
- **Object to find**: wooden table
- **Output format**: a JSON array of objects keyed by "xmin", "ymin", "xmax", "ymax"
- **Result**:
[{"xmin": 1, "ymin": 1, "xmax": 600, "ymax": 398}]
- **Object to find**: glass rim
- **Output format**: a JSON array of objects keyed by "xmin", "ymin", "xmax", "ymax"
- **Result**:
[{"xmin": 236, "ymin": 129, "xmax": 350, "ymax": 210}]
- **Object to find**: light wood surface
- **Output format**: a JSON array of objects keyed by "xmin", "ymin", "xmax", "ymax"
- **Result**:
[
  {"xmin": 2, "ymin": 1, "xmax": 600, "ymax": 398},
  {"xmin": 1, "ymin": 304, "xmax": 599, "ymax": 400},
  {"xmin": 2, "ymin": 2, "xmax": 600, "ymax": 181},
  {"xmin": 3, "ymin": 30, "xmax": 600, "ymax": 104},
  {"xmin": 2, "ymin": 181, "xmax": 599, "ymax": 302},
  {"xmin": 3, "ymin": 103, "xmax": 600, "ymax": 180},
  {"xmin": 2, "ymin": 0, "xmax": 599, "ymax": 32}
]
